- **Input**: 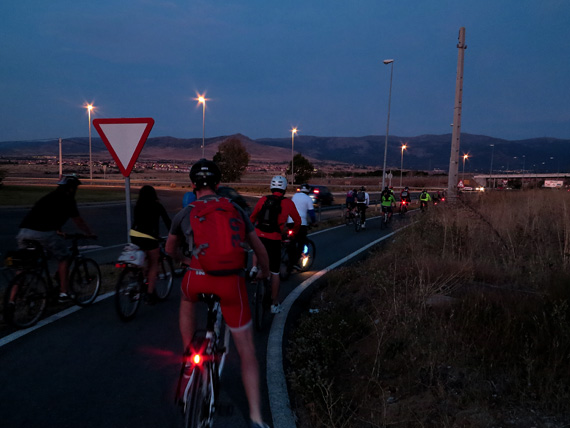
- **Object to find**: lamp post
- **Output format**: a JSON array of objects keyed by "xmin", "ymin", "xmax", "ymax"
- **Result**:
[
  {"xmin": 489, "ymin": 144, "xmax": 495, "ymax": 189},
  {"xmin": 462, "ymin": 154, "xmax": 469, "ymax": 181},
  {"xmin": 400, "ymin": 143, "xmax": 407, "ymax": 188},
  {"xmin": 381, "ymin": 59, "xmax": 394, "ymax": 190},
  {"xmin": 195, "ymin": 94, "xmax": 208, "ymax": 158},
  {"xmin": 85, "ymin": 104, "xmax": 95, "ymax": 183},
  {"xmin": 291, "ymin": 128, "xmax": 298, "ymax": 185}
]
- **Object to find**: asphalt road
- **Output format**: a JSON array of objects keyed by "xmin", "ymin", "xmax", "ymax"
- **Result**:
[{"xmin": 0, "ymin": 202, "xmax": 409, "ymax": 428}]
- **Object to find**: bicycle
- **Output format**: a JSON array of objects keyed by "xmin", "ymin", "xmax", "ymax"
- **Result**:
[
  {"xmin": 175, "ymin": 293, "xmax": 231, "ymax": 428},
  {"xmin": 380, "ymin": 209, "xmax": 390, "ymax": 229},
  {"xmin": 279, "ymin": 229, "xmax": 316, "ymax": 281},
  {"xmin": 345, "ymin": 207, "xmax": 358, "ymax": 226},
  {"xmin": 400, "ymin": 200, "xmax": 409, "ymax": 216},
  {"xmin": 3, "ymin": 234, "xmax": 101, "ymax": 328},
  {"xmin": 114, "ymin": 240, "xmax": 174, "ymax": 321}
]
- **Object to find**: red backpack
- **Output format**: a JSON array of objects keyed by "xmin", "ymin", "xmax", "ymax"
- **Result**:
[{"xmin": 189, "ymin": 197, "xmax": 247, "ymax": 276}]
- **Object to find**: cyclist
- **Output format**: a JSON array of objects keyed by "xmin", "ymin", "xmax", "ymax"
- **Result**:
[
  {"xmin": 166, "ymin": 159, "xmax": 271, "ymax": 428},
  {"xmin": 355, "ymin": 186, "xmax": 370, "ymax": 229},
  {"xmin": 419, "ymin": 189, "xmax": 432, "ymax": 211},
  {"xmin": 15, "ymin": 174, "xmax": 95, "ymax": 303},
  {"xmin": 381, "ymin": 186, "xmax": 396, "ymax": 221},
  {"xmin": 345, "ymin": 188, "xmax": 357, "ymax": 220},
  {"xmin": 130, "ymin": 185, "xmax": 171, "ymax": 305},
  {"xmin": 249, "ymin": 175, "xmax": 301, "ymax": 314},
  {"xmin": 400, "ymin": 186, "xmax": 411, "ymax": 211},
  {"xmin": 287, "ymin": 183, "xmax": 316, "ymax": 270}
]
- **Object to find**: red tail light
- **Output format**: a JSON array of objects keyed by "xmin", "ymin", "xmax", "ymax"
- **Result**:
[
  {"xmin": 313, "ymin": 188, "xmax": 320, "ymax": 194},
  {"xmin": 288, "ymin": 229, "xmax": 294, "ymax": 237},
  {"xmin": 115, "ymin": 263, "xmax": 127, "ymax": 268}
]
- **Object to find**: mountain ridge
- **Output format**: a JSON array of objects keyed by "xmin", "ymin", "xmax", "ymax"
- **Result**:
[{"xmin": 1, "ymin": 133, "xmax": 568, "ymax": 173}]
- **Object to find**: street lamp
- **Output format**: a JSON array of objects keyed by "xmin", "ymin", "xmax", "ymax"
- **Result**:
[
  {"xmin": 400, "ymin": 143, "xmax": 407, "ymax": 188},
  {"xmin": 85, "ymin": 103, "xmax": 95, "ymax": 183},
  {"xmin": 291, "ymin": 128, "xmax": 298, "ymax": 185},
  {"xmin": 381, "ymin": 59, "xmax": 394, "ymax": 190},
  {"xmin": 194, "ymin": 94, "xmax": 208, "ymax": 158},
  {"xmin": 489, "ymin": 144, "xmax": 495, "ymax": 189},
  {"xmin": 462, "ymin": 153, "xmax": 469, "ymax": 181}
]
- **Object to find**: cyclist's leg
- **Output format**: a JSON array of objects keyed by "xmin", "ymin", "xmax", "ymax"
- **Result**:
[
  {"xmin": 145, "ymin": 247, "xmax": 160, "ymax": 295},
  {"xmin": 260, "ymin": 237, "xmax": 281, "ymax": 307},
  {"xmin": 216, "ymin": 275, "xmax": 265, "ymax": 426},
  {"xmin": 179, "ymin": 273, "xmax": 197, "ymax": 350},
  {"xmin": 231, "ymin": 326, "xmax": 264, "ymax": 425}
]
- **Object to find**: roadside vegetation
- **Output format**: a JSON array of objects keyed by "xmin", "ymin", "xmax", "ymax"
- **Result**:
[{"xmin": 287, "ymin": 189, "xmax": 570, "ymax": 427}]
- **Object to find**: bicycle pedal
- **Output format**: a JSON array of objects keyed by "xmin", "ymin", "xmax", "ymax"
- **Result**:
[{"xmin": 216, "ymin": 402, "xmax": 234, "ymax": 417}]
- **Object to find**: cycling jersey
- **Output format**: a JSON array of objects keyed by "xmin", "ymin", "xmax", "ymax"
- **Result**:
[
  {"xmin": 289, "ymin": 192, "xmax": 315, "ymax": 226},
  {"xmin": 381, "ymin": 193, "xmax": 396, "ymax": 207}
]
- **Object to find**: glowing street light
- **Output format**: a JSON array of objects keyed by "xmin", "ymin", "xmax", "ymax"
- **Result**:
[
  {"xmin": 85, "ymin": 103, "xmax": 95, "ymax": 183},
  {"xmin": 194, "ymin": 94, "xmax": 208, "ymax": 158},
  {"xmin": 381, "ymin": 59, "xmax": 394, "ymax": 190},
  {"xmin": 291, "ymin": 127, "xmax": 298, "ymax": 184},
  {"xmin": 400, "ymin": 143, "xmax": 407, "ymax": 188},
  {"xmin": 462, "ymin": 153, "xmax": 469, "ymax": 181}
]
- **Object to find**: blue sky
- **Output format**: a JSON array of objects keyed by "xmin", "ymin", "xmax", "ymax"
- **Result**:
[{"xmin": 1, "ymin": 0, "xmax": 569, "ymax": 142}]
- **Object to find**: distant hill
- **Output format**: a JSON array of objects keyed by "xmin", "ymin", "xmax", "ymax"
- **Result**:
[{"xmin": 1, "ymin": 133, "xmax": 568, "ymax": 173}]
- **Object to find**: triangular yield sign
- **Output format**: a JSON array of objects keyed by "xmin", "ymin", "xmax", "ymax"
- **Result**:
[{"xmin": 93, "ymin": 118, "xmax": 155, "ymax": 177}]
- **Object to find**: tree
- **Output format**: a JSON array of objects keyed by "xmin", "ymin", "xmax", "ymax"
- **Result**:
[
  {"xmin": 286, "ymin": 153, "xmax": 314, "ymax": 184},
  {"xmin": 213, "ymin": 137, "xmax": 250, "ymax": 182}
]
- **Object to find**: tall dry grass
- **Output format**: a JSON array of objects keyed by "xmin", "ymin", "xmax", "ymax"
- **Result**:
[{"xmin": 287, "ymin": 189, "xmax": 570, "ymax": 427}]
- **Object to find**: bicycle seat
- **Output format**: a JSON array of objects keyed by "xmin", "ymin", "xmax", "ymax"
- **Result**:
[{"xmin": 22, "ymin": 239, "xmax": 42, "ymax": 251}]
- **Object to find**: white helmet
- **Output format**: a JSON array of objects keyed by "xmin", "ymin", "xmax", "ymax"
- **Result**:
[{"xmin": 270, "ymin": 175, "xmax": 287, "ymax": 192}]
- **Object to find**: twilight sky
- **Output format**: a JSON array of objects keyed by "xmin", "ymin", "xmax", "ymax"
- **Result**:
[{"xmin": 1, "ymin": 0, "xmax": 569, "ymax": 143}]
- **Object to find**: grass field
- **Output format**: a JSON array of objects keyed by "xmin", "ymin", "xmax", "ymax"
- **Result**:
[{"xmin": 287, "ymin": 189, "xmax": 570, "ymax": 427}]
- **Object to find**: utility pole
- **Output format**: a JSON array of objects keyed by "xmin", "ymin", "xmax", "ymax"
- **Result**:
[{"xmin": 447, "ymin": 27, "xmax": 467, "ymax": 200}]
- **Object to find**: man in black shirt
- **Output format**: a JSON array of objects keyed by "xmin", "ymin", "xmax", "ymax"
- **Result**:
[{"xmin": 17, "ymin": 175, "xmax": 95, "ymax": 302}]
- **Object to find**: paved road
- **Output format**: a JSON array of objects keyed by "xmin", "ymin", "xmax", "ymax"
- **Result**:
[{"xmin": 0, "ymin": 202, "xmax": 409, "ymax": 427}]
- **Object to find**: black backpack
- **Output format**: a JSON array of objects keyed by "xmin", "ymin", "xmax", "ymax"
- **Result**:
[
  {"xmin": 356, "ymin": 191, "xmax": 366, "ymax": 202},
  {"xmin": 256, "ymin": 195, "xmax": 284, "ymax": 233}
]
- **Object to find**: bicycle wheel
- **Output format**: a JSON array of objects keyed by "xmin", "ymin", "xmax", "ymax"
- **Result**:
[
  {"xmin": 154, "ymin": 255, "xmax": 173, "ymax": 301},
  {"xmin": 69, "ymin": 258, "xmax": 101, "ymax": 306},
  {"xmin": 183, "ymin": 368, "xmax": 212, "ymax": 428},
  {"xmin": 354, "ymin": 217, "xmax": 361, "ymax": 232},
  {"xmin": 380, "ymin": 213, "xmax": 387, "ymax": 229},
  {"xmin": 253, "ymin": 280, "xmax": 265, "ymax": 331},
  {"xmin": 3, "ymin": 271, "xmax": 48, "ymax": 328},
  {"xmin": 115, "ymin": 267, "xmax": 142, "ymax": 321},
  {"xmin": 279, "ymin": 246, "xmax": 291, "ymax": 281},
  {"xmin": 297, "ymin": 239, "xmax": 316, "ymax": 272}
]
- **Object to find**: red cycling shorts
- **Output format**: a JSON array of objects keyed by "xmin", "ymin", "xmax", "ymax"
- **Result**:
[{"xmin": 181, "ymin": 269, "xmax": 251, "ymax": 331}]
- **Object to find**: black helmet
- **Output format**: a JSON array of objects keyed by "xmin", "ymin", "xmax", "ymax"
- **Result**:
[
  {"xmin": 189, "ymin": 159, "xmax": 221, "ymax": 189},
  {"xmin": 405, "ymin": 186, "xmax": 409, "ymax": 190},
  {"xmin": 360, "ymin": 186, "xmax": 366, "ymax": 191},
  {"xmin": 299, "ymin": 183, "xmax": 311, "ymax": 193},
  {"xmin": 57, "ymin": 174, "xmax": 82, "ymax": 187}
]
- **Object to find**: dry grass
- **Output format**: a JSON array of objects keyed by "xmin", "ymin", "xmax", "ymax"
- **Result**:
[{"xmin": 287, "ymin": 189, "xmax": 570, "ymax": 427}]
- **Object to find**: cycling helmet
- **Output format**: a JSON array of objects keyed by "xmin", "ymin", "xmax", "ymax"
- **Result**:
[
  {"xmin": 360, "ymin": 186, "xmax": 366, "ymax": 191},
  {"xmin": 270, "ymin": 175, "xmax": 287, "ymax": 192},
  {"xmin": 299, "ymin": 183, "xmax": 310, "ymax": 193},
  {"xmin": 405, "ymin": 186, "xmax": 409, "ymax": 190},
  {"xmin": 57, "ymin": 174, "xmax": 82, "ymax": 187},
  {"xmin": 189, "ymin": 159, "xmax": 221, "ymax": 189}
]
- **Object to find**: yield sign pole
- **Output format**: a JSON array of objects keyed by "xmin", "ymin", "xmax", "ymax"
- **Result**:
[{"xmin": 92, "ymin": 117, "xmax": 155, "ymax": 243}]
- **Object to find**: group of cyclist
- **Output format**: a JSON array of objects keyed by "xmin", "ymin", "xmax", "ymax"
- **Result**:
[
  {"xmin": 13, "ymin": 162, "xmax": 449, "ymax": 428},
  {"xmin": 345, "ymin": 185, "xmax": 441, "ymax": 223}
]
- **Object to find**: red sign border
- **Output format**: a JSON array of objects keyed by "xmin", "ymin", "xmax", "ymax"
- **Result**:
[{"xmin": 92, "ymin": 117, "xmax": 155, "ymax": 177}]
